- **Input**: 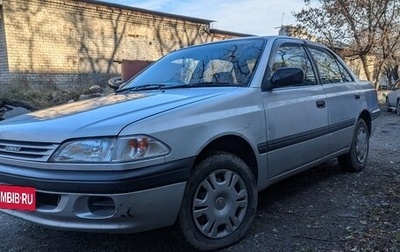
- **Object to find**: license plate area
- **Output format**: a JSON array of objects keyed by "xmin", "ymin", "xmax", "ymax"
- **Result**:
[{"xmin": 0, "ymin": 185, "xmax": 36, "ymax": 211}]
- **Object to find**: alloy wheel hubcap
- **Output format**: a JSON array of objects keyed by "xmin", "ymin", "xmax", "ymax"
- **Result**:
[
  {"xmin": 356, "ymin": 127, "xmax": 368, "ymax": 163},
  {"xmin": 215, "ymin": 197, "xmax": 226, "ymax": 210},
  {"xmin": 192, "ymin": 169, "xmax": 248, "ymax": 239}
]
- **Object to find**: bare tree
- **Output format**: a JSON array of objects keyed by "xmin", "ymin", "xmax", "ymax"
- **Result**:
[{"xmin": 294, "ymin": 0, "xmax": 400, "ymax": 88}]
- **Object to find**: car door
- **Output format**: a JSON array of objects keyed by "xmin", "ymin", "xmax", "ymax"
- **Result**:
[
  {"xmin": 307, "ymin": 46, "xmax": 360, "ymax": 153},
  {"xmin": 260, "ymin": 40, "xmax": 329, "ymax": 179}
]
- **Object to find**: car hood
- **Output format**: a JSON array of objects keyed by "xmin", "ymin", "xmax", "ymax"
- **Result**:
[{"xmin": 0, "ymin": 88, "xmax": 233, "ymax": 142}]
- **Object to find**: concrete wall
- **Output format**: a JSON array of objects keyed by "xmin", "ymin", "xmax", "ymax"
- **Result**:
[{"xmin": 0, "ymin": 0, "xmax": 237, "ymax": 89}]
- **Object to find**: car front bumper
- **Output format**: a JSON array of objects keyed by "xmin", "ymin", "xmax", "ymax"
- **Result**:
[
  {"xmin": 0, "ymin": 158, "xmax": 194, "ymax": 233},
  {"xmin": 0, "ymin": 182, "xmax": 186, "ymax": 233}
]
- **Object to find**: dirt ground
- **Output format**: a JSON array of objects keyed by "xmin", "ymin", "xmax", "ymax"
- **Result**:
[{"xmin": 0, "ymin": 107, "xmax": 399, "ymax": 252}]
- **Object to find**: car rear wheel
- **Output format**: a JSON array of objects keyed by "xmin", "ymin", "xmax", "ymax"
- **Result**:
[
  {"xmin": 338, "ymin": 119, "xmax": 369, "ymax": 172},
  {"xmin": 396, "ymin": 99, "xmax": 400, "ymax": 116},
  {"xmin": 178, "ymin": 152, "xmax": 257, "ymax": 251},
  {"xmin": 385, "ymin": 96, "xmax": 392, "ymax": 112},
  {"xmin": 386, "ymin": 97, "xmax": 392, "ymax": 112}
]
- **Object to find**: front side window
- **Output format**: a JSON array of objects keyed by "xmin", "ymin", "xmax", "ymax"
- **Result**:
[
  {"xmin": 308, "ymin": 47, "xmax": 353, "ymax": 84},
  {"xmin": 120, "ymin": 39, "xmax": 265, "ymax": 90},
  {"xmin": 271, "ymin": 44, "xmax": 316, "ymax": 85}
]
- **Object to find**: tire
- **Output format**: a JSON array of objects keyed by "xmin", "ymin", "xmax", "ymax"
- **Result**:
[
  {"xmin": 396, "ymin": 99, "xmax": 400, "ymax": 116},
  {"xmin": 338, "ymin": 119, "xmax": 369, "ymax": 172},
  {"xmin": 386, "ymin": 97, "xmax": 392, "ymax": 112},
  {"xmin": 178, "ymin": 152, "xmax": 257, "ymax": 251}
]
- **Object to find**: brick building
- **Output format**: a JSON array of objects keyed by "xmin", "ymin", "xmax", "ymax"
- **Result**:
[{"xmin": 0, "ymin": 0, "xmax": 249, "ymax": 92}]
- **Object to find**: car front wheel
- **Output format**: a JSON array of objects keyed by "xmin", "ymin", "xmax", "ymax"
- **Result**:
[
  {"xmin": 338, "ymin": 119, "xmax": 369, "ymax": 172},
  {"xmin": 178, "ymin": 152, "xmax": 257, "ymax": 251}
]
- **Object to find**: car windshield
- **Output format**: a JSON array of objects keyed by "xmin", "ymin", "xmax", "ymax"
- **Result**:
[{"xmin": 119, "ymin": 38, "xmax": 265, "ymax": 91}]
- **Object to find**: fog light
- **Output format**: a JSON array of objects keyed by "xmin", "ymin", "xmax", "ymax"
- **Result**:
[{"xmin": 88, "ymin": 196, "xmax": 115, "ymax": 216}]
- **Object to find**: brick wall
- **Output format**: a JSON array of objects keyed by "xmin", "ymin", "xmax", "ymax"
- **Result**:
[
  {"xmin": 0, "ymin": 5, "xmax": 8, "ymax": 75},
  {"xmin": 0, "ymin": 0, "xmax": 236, "ymax": 89}
]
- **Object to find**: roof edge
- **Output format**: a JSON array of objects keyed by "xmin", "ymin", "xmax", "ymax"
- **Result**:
[
  {"xmin": 210, "ymin": 29, "xmax": 254, "ymax": 37},
  {"xmin": 79, "ymin": 0, "xmax": 215, "ymax": 24}
]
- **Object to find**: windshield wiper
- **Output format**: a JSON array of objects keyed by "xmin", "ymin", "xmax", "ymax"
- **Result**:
[
  {"xmin": 163, "ymin": 83, "xmax": 241, "ymax": 89},
  {"xmin": 116, "ymin": 84, "xmax": 168, "ymax": 93},
  {"xmin": 117, "ymin": 83, "xmax": 240, "ymax": 93}
]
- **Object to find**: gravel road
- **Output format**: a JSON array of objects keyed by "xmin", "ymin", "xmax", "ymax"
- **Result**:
[{"xmin": 0, "ymin": 108, "xmax": 399, "ymax": 251}]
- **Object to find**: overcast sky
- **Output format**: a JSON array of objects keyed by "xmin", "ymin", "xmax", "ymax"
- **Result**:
[{"xmin": 100, "ymin": 0, "xmax": 319, "ymax": 35}]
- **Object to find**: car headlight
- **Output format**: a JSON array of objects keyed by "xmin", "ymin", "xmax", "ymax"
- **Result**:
[{"xmin": 50, "ymin": 135, "xmax": 170, "ymax": 163}]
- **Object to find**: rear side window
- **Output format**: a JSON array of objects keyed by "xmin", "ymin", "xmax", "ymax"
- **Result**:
[
  {"xmin": 308, "ymin": 47, "xmax": 353, "ymax": 84},
  {"xmin": 271, "ymin": 44, "xmax": 316, "ymax": 85}
]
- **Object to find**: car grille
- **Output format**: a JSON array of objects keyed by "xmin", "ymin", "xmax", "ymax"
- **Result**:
[{"xmin": 0, "ymin": 140, "xmax": 59, "ymax": 162}]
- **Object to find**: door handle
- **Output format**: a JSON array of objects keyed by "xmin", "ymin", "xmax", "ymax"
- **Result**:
[
  {"xmin": 355, "ymin": 94, "xmax": 360, "ymax": 99},
  {"xmin": 316, "ymin": 100, "xmax": 326, "ymax": 108}
]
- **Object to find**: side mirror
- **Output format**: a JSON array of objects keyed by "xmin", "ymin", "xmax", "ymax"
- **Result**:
[
  {"xmin": 108, "ymin": 76, "xmax": 125, "ymax": 90},
  {"xmin": 270, "ymin": 67, "xmax": 305, "ymax": 88}
]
